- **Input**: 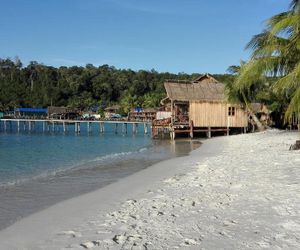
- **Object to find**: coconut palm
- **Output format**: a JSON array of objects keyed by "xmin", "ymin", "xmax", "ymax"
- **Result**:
[
  {"xmin": 234, "ymin": 0, "xmax": 300, "ymax": 123},
  {"xmin": 226, "ymin": 62, "xmax": 266, "ymax": 131}
]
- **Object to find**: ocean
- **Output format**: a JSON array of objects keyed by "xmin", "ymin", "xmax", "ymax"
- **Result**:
[{"xmin": 0, "ymin": 121, "xmax": 200, "ymax": 230}]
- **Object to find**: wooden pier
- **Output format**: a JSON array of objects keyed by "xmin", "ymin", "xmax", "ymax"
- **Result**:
[{"xmin": 0, "ymin": 119, "xmax": 151, "ymax": 135}]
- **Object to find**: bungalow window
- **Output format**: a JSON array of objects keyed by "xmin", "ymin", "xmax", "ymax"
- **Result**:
[{"xmin": 228, "ymin": 107, "xmax": 235, "ymax": 116}]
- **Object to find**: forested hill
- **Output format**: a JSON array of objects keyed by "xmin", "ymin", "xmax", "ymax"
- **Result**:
[{"xmin": 0, "ymin": 58, "xmax": 234, "ymax": 113}]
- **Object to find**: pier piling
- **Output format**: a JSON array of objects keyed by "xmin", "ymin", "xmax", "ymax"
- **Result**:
[{"xmin": 115, "ymin": 123, "xmax": 118, "ymax": 134}]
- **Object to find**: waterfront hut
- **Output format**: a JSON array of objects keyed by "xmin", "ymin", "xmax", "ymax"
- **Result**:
[
  {"xmin": 47, "ymin": 106, "xmax": 79, "ymax": 120},
  {"xmin": 155, "ymin": 74, "xmax": 248, "ymax": 139},
  {"xmin": 104, "ymin": 105, "xmax": 121, "ymax": 119},
  {"xmin": 128, "ymin": 108, "xmax": 157, "ymax": 121},
  {"xmin": 14, "ymin": 108, "xmax": 48, "ymax": 119}
]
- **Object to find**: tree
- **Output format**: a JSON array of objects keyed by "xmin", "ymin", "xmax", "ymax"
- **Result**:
[
  {"xmin": 235, "ymin": 0, "xmax": 300, "ymax": 123},
  {"xmin": 226, "ymin": 62, "xmax": 266, "ymax": 131}
]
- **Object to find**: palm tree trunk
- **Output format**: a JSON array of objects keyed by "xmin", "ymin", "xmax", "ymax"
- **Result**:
[{"xmin": 242, "ymin": 92, "xmax": 265, "ymax": 132}]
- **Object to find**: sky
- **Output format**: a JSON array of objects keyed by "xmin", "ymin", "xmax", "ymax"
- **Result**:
[{"xmin": 0, "ymin": 0, "xmax": 290, "ymax": 74}]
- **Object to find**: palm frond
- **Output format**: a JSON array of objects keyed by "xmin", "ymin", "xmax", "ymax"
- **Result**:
[
  {"xmin": 273, "ymin": 61, "xmax": 300, "ymax": 92},
  {"xmin": 285, "ymin": 86, "xmax": 300, "ymax": 120},
  {"xmin": 290, "ymin": 0, "xmax": 300, "ymax": 11}
]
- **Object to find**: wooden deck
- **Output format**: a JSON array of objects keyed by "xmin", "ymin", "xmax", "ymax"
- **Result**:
[{"xmin": 0, "ymin": 119, "xmax": 151, "ymax": 134}]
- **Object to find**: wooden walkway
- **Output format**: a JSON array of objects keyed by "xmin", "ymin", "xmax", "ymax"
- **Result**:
[{"xmin": 0, "ymin": 119, "xmax": 151, "ymax": 134}]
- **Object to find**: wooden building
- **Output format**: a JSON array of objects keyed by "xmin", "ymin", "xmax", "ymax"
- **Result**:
[
  {"xmin": 153, "ymin": 74, "xmax": 248, "ymax": 139},
  {"xmin": 128, "ymin": 108, "xmax": 157, "ymax": 121},
  {"xmin": 104, "ymin": 105, "xmax": 121, "ymax": 119},
  {"xmin": 48, "ymin": 106, "xmax": 79, "ymax": 119}
]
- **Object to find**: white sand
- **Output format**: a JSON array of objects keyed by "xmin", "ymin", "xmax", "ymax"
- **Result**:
[{"xmin": 0, "ymin": 130, "xmax": 299, "ymax": 250}]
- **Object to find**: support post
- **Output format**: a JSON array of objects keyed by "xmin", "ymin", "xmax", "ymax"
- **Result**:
[
  {"xmin": 43, "ymin": 122, "xmax": 45, "ymax": 132},
  {"xmin": 171, "ymin": 100, "xmax": 174, "ymax": 125},
  {"xmin": 115, "ymin": 123, "xmax": 118, "ymax": 134},
  {"xmin": 132, "ymin": 123, "xmax": 138, "ymax": 134},
  {"xmin": 227, "ymin": 127, "xmax": 230, "ymax": 136},
  {"xmin": 17, "ymin": 120, "xmax": 20, "ymax": 132},
  {"xmin": 144, "ymin": 123, "xmax": 148, "ymax": 134},
  {"xmin": 244, "ymin": 127, "xmax": 247, "ymax": 134},
  {"xmin": 23, "ymin": 121, "xmax": 26, "ymax": 131},
  {"xmin": 170, "ymin": 129, "xmax": 175, "ymax": 140},
  {"xmin": 77, "ymin": 123, "xmax": 80, "ymax": 133},
  {"xmin": 63, "ymin": 122, "xmax": 66, "ymax": 133},
  {"xmin": 122, "ymin": 123, "xmax": 128, "ymax": 134},
  {"xmin": 100, "ymin": 122, "xmax": 104, "ymax": 133},
  {"xmin": 52, "ymin": 122, "xmax": 55, "ymax": 132},
  {"xmin": 190, "ymin": 120, "xmax": 194, "ymax": 138},
  {"xmin": 207, "ymin": 126, "xmax": 211, "ymax": 138},
  {"xmin": 89, "ymin": 122, "xmax": 92, "ymax": 133},
  {"xmin": 29, "ymin": 121, "xmax": 32, "ymax": 131},
  {"xmin": 4, "ymin": 121, "xmax": 6, "ymax": 131}
]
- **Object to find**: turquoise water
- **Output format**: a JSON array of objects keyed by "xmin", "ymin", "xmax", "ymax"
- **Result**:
[
  {"xmin": 0, "ymin": 122, "xmax": 151, "ymax": 186},
  {"xmin": 0, "ymin": 121, "xmax": 201, "ymax": 229}
]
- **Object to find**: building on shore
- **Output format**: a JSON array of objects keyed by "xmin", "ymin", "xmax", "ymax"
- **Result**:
[
  {"xmin": 104, "ymin": 105, "xmax": 121, "ymax": 119},
  {"xmin": 47, "ymin": 106, "xmax": 79, "ymax": 120},
  {"xmin": 152, "ymin": 74, "xmax": 248, "ymax": 139},
  {"xmin": 14, "ymin": 108, "xmax": 48, "ymax": 119},
  {"xmin": 128, "ymin": 108, "xmax": 157, "ymax": 121}
]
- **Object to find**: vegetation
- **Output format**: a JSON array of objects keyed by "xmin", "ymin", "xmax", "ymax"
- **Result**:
[
  {"xmin": 0, "ymin": 57, "xmax": 234, "ymax": 113},
  {"xmin": 229, "ymin": 0, "xmax": 300, "ymax": 124}
]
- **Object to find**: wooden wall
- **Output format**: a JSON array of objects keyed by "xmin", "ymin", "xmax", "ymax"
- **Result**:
[{"xmin": 189, "ymin": 101, "xmax": 248, "ymax": 127}]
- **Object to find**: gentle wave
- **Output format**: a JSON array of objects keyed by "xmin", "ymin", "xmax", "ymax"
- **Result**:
[{"xmin": 0, "ymin": 147, "xmax": 150, "ymax": 188}]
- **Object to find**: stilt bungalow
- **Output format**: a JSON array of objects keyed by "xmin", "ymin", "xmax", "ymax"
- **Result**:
[
  {"xmin": 128, "ymin": 108, "xmax": 157, "ymax": 121},
  {"xmin": 153, "ymin": 74, "xmax": 248, "ymax": 139}
]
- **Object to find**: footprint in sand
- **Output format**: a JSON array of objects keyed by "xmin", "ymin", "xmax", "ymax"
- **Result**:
[
  {"xmin": 58, "ymin": 230, "xmax": 82, "ymax": 238},
  {"xmin": 80, "ymin": 240, "xmax": 101, "ymax": 249}
]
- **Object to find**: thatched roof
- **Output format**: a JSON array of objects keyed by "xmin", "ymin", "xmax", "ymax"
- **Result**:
[
  {"xmin": 164, "ymin": 74, "xmax": 225, "ymax": 102},
  {"xmin": 48, "ymin": 106, "xmax": 67, "ymax": 114},
  {"xmin": 105, "ymin": 105, "xmax": 120, "ymax": 112}
]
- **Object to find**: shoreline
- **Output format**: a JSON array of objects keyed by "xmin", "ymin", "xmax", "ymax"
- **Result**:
[
  {"xmin": 0, "ymin": 130, "xmax": 299, "ymax": 249},
  {"xmin": 0, "ymin": 137, "xmax": 213, "ymax": 249},
  {"xmin": 0, "ymin": 136, "xmax": 200, "ymax": 231}
]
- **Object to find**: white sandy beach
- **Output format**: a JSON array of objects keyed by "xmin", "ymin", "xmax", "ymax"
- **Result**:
[{"xmin": 0, "ymin": 130, "xmax": 299, "ymax": 250}]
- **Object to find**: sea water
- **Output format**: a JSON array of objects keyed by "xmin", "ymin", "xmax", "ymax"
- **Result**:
[{"xmin": 0, "ymin": 121, "xmax": 200, "ymax": 230}]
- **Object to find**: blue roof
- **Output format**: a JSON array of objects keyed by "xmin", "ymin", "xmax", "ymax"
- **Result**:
[{"xmin": 15, "ymin": 108, "xmax": 48, "ymax": 113}]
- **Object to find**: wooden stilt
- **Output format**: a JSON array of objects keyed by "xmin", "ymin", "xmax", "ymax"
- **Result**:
[
  {"xmin": 207, "ymin": 126, "xmax": 211, "ymax": 138},
  {"xmin": 144, "ymin": 123, "xmax": 148, "ymax": 134},
  {"xmin": 133, "ymin": 123, "xmax": 137, "ymax": 134},
  {"xmin": 87, "ymin": 122, "xmax": 91, "ymax": 133},
  {"xmin": 122, "ymin": 123, "xmax": 127, "ymax": 134},
  {"xmin": 89, "ymin": 122, "xmax": 92, "ymax": 133},
  {"xmin": 100, "ymin": 122, "xmax": 104, "ymax": 133},
  {"xmin": 115, "ymin": 123, "xmax": 118, "ymax": 134},
  {"xmin": 190, "ymin": 120, "xmax": 194, "ymax": 138}
]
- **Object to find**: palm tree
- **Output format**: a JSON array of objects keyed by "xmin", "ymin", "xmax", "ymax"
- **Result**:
[
  {"xmin": 226, "ymin": 62, "xmax": 266, "ymax": 131},
  {"xmin": 234, "ymin": 0, "xmax": 300, "ymax": 124}
]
